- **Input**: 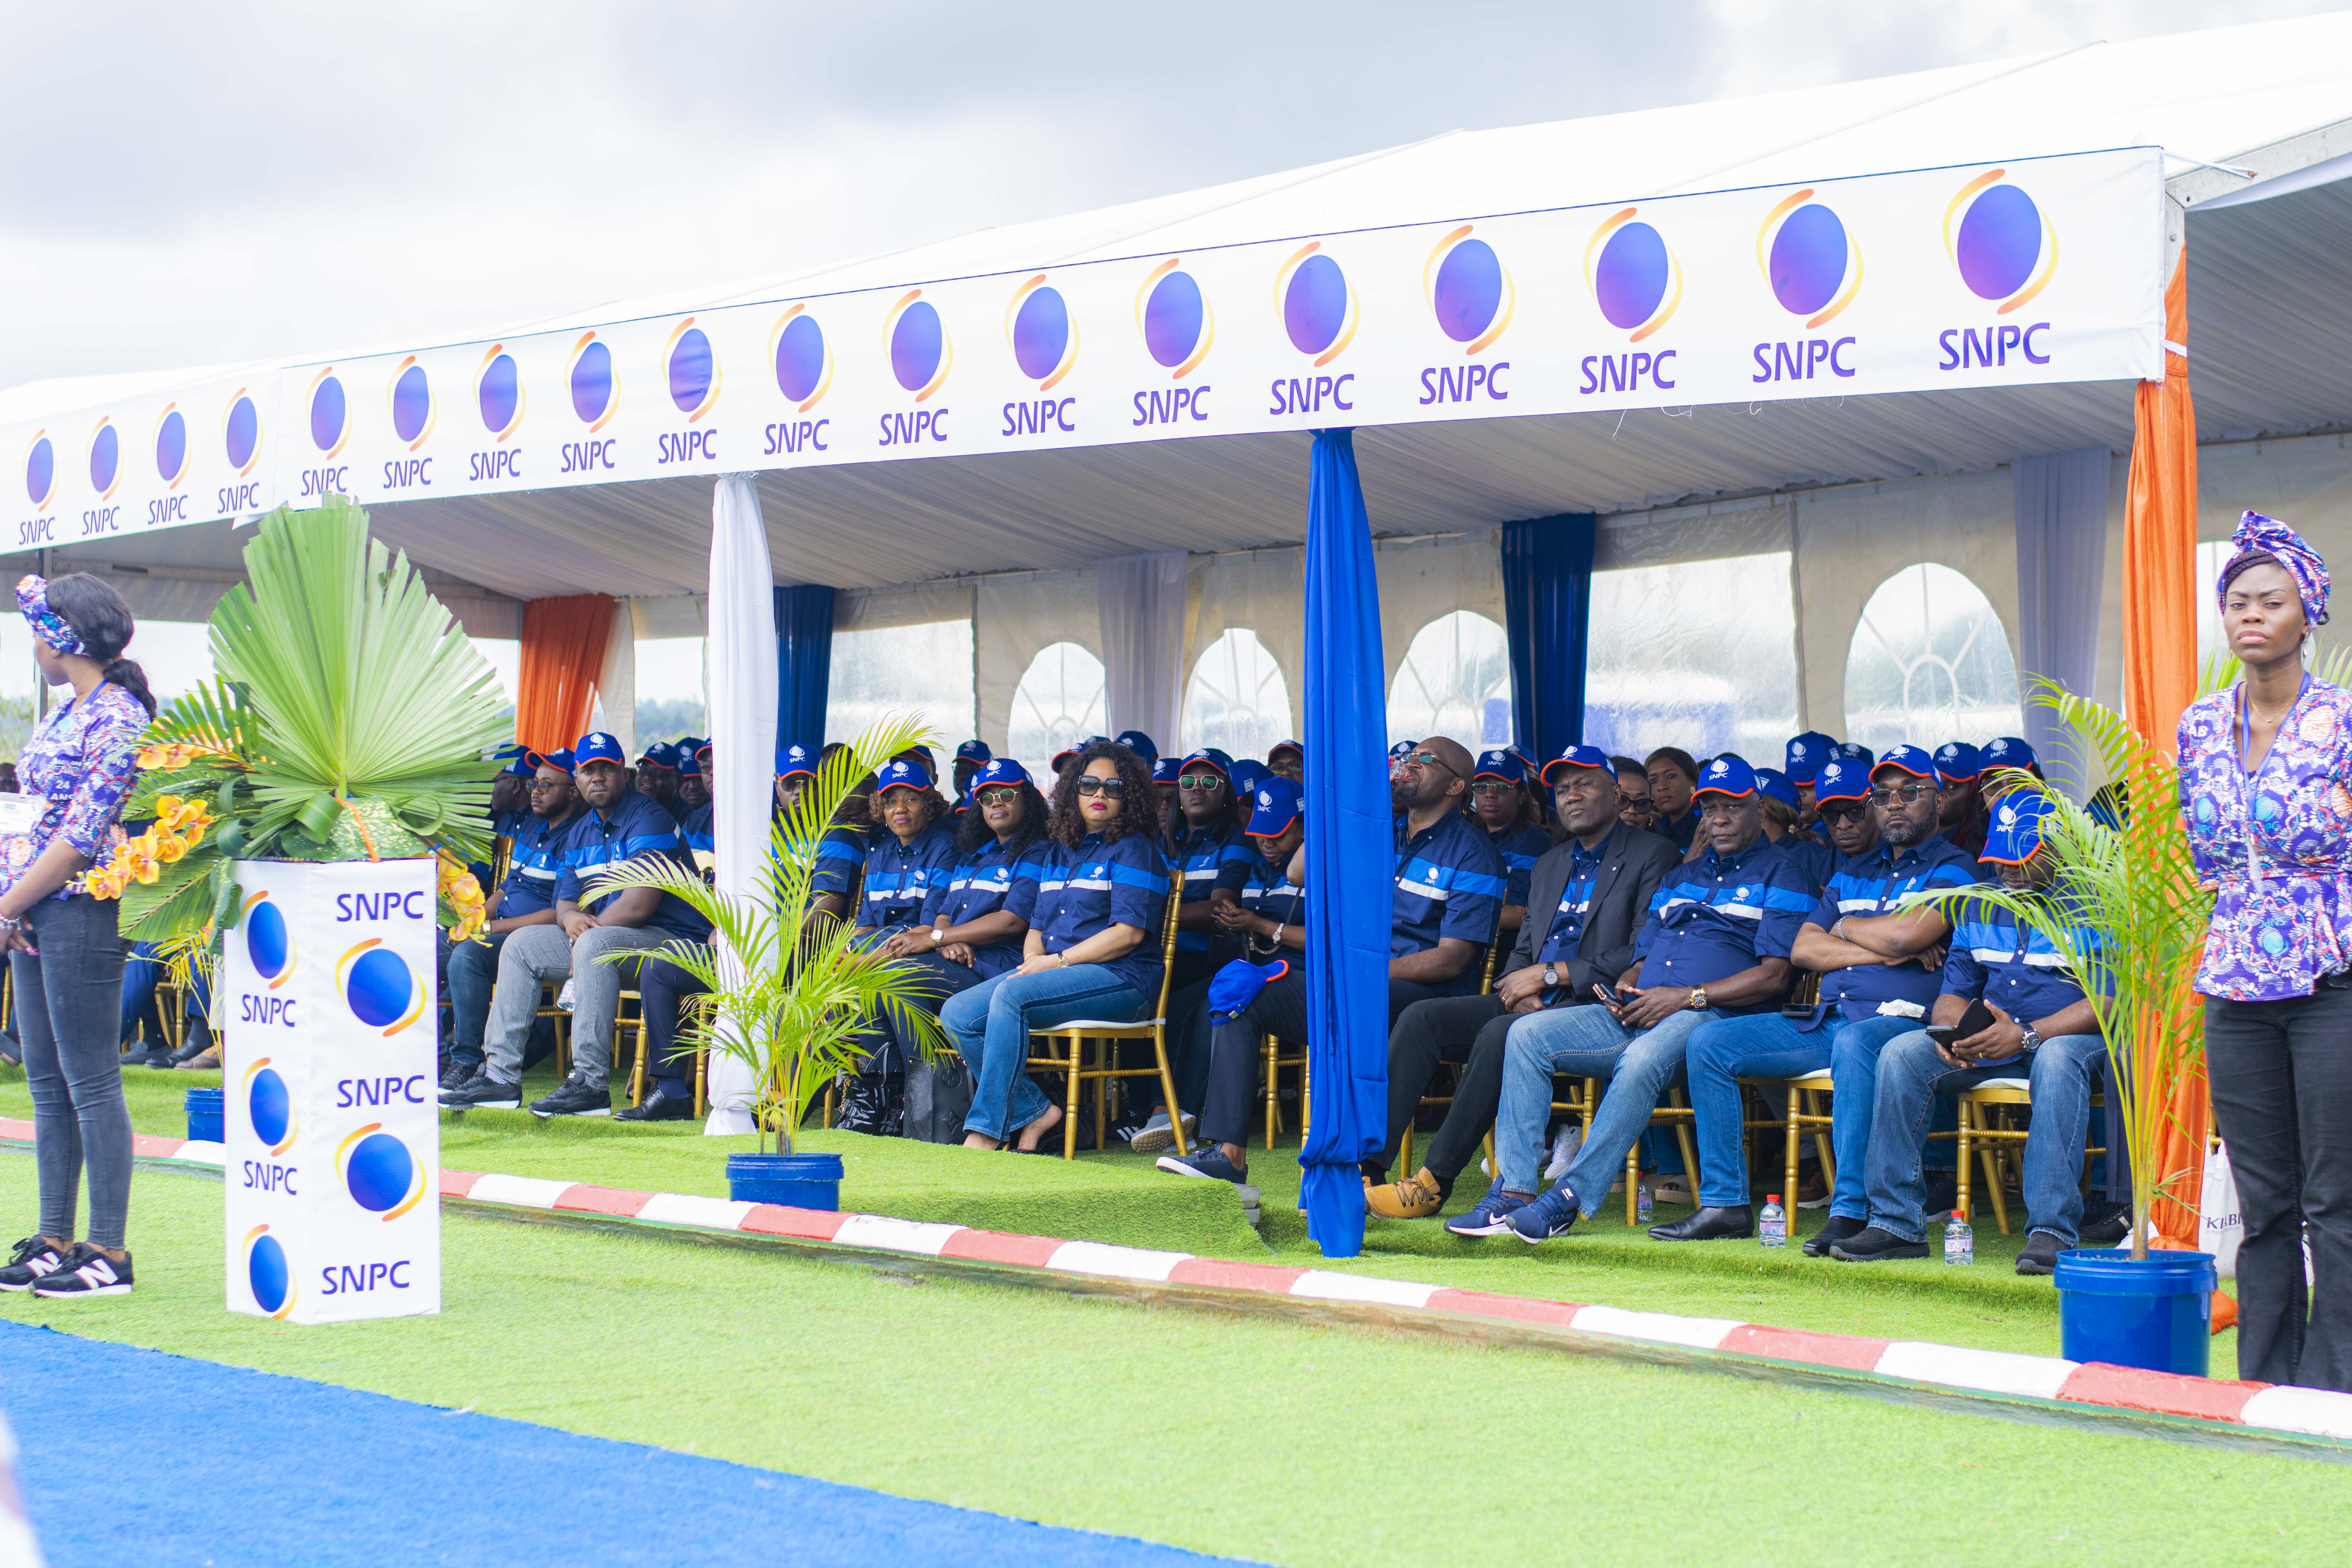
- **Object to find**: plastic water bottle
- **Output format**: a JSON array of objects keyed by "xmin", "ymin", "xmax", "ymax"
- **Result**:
[
  {"xmin": 1636, "ymin": 1179, "xmax": 1653, "ymax": 1224},
  {"xmin": 1759, "ymin": 1194, "xmax": 1786, "ymax": 1248},
  {"xmin": 1945, "ymin": 1200, "xmax": 1974, "ymax": 1266}
]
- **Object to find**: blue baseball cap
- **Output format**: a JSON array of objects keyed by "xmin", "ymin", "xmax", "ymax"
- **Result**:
[
  {"xmin": 954, "ymin": 739, "xmax": 992, "ymax": 764},
  {"xmin": 1053, "ymin": 735, "xmax": 1111, "ymax": 769},
  {"xmin": 1873, "ymin": 744, "xmax": 1938, "ymax": 782},
  {"xmin": 1692, "ymin": 755, "xmax": 1758, "ymax": 799},
  {"xmin": 1244, "ymin": 777, "xmax": 1303, "ymax": 835},
  {"xmin": 1983, "ymin": 736, "xmax": 2037, "ymax": 772},
  {"xmin": 1113, "ymin": 730, "xmax": 1159, "ymax": 764},
  {"xmin": 1812, "ymin": 757, "xmax": 1870, "ymax": 805},
  {"xmin": 1269, "ymin": 739, "xmax": 1303, "ymax": 763},
  {"xmin": 876, "ymin": 757, "xmax": 933, "ymax": 793},
  {"xmin": 1208, "ymin": 957, "xmax": 1290, "ymax": 1024},
  {"xmin": 1835, "ymin": 742, "xmax": 1875, "ymax": 768},
  {"xmin": 637, "ymin": 739, "xmax": 678, "ymax": 770},
  {"xmin": 1150, "ymin": 756, "xmax": 1181, "ymax": 784},
  {"xmin": 1176, "ymin": 748, "xmax": 1233, "ymax": 782},
  {"xmin": 1753, "ymin": 767, "xmax": 1799, "ymax": 810},
  {"xmin": 973, "ymin": 757, "xmax": 1031, "ymax": 789},
  {"xmin": 495, "ymin": 744, "xmax": 535, "ymax": 778},
  {"xmin": 1389, "ymin": 740, "xmax": 1417, "ymax": 763},
  {"xmin": 677, "ymin": 748, "xmax": 704, "ymax": 778},
  {"xmin": 525, "ymin": 746, "xmax": 575, "ymax": 775},
  {"xmin": 573, "ymin": 732, "xmax": 626, "ymax": 768},
  {"xmin": 1539, "ymin": 744, "xmax": 1613, "ymax": 784},
  {"xmin": 1782, "ymin": 731, "xmax": 1837, "ymax": 785},
  {"xmin": 954, "ymin": 786, "xmax": 973, "ymax": 812},
  {"xmin": 1982, "ymin": 790, "xmax": 2055, "ymax": 864},
  {"xmin": 775, "ymin": 743, "xmax": 818, "ymax": 780},
  {"xmin": 1473, "ymin": 749, "xmax": 1526, "ymax": 785},
  {"xmin": 1230, "ymin": 759, "xmax": 1269, "ymax": 797},
  {"xmin": 1932, "ymin": 741, "xmax": 1982, "ymax": 784}
]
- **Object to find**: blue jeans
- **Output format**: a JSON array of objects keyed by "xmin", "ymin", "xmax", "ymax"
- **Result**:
[
  {"xmin": 1496, "ymin": 1003, "xmax": 1719, "ymax": 1210},
  {"xmin": 120, "ymin": 941, "xmax": 209, "ymax": 1049},
  {"xmin": 444, "ymin": 930, "xmax": 512, "ymax": 1069},
  {"xmin": 942, "ymin": 965, "xmax": 1149, "ymax": 1140},
  {"xmin": 1686, "ymin": 1012, "xmax": 1918, "ymax": 1210},
  {"xmin": 1863, "ymin": 1029, "xmax": 2107, "ymax": 1242}
]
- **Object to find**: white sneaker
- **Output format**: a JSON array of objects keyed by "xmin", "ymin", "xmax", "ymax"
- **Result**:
[
  {"xmin": 1544, "ymin": 1125, "xmax": 1583, "ymax": 1183},
  {"xmin": 1129, "ymin": 1110, "xmax": 1194, "ymax": 1156}
]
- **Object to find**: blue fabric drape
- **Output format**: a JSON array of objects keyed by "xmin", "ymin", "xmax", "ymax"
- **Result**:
[
  {"xmin": 1298, "ymin": 430, "xmax": 1389, "ymax": 1259},
  {"xmin": 773, "ymin": 585, "xmax": 836, "ymax": 749},
  {"xmin": 1499, "ymin": 513, "xmax": 1597, "ymax": 760}
]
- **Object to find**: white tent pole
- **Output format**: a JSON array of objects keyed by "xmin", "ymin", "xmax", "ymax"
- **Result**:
[{"xmin": 702, "ymin": 475, "xmax": 777, "ymax": 1136}]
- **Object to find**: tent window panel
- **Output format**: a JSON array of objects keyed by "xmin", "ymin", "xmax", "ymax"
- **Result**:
[
  {"xmin": 1008, "ymin": 641, "xmax": 1107, "ymax": 780},
  {"xmin": 1843, "ymin": 563, "xmax": 2022, "ymax": 753},
  {"xmin": 828, "ymin": 619, "xmax": 977, "ymax": 756},
  {"xmin": 1183, "ymin": 628, "xmax": 1293, "ymax": 761},
  {"xmin": 1584, "ymin": 552, "xmax": 1798, "ymax": 762},
  {"xmin": 1388, "ymin": 610, "xmax": 1512, "ymax": 753}
]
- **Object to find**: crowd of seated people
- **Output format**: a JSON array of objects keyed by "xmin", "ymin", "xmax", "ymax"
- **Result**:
[{"xmin": 433, "ymin": 717, "xmax": 2114, "ymax": 1275}]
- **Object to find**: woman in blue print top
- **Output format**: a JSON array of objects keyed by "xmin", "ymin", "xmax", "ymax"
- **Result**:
[{"xmin": 944, "ymin": 741, "xmax": 1170, "ymax": 1152}]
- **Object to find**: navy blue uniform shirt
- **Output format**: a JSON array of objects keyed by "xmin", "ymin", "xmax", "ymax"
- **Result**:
[
  {"xmin": 1944, "ymin": 895, "xmax": 2108, "ymax": 1039},
  {"xmin": 1806, "ymin": 832, "xmax": 1981, "ymax": 1021},
  {"xmin": 1535, "ymin": 836, "xmax": 1612, "ymax": 967},
  {"xmin": 494, "ymin": 807, "xmax": 582, "ymax": 920},
  {"xmin": 1629, "ymin": 835, "xmax": 1811, "ymax": 1012},
  {"xmin": 1240, "ymin": 849, "xmax": 1306, "ymax": 932},
  {"xmin": 1392, "ymin": 808, "xmax": 1506, "ymax": 995},
  {"xmin": 1659, "ymin": 807, "xmax": 1700, "ymax": 851},
  {"xmin": 1167, "ymin": 821, "xmax": 1256, "ymax": 955},
  {"xmin": 555, "ymin": 791, "xmax": 704, "ymax": 937},
  {"xmin": 1030, "ymin": 831, "xmax": 1171, "ymax": 997},
  {"xmin": 1775, "ymin": 832, "xmax": 1837, "ymax": 896},
  {"xmin": 676, "ymin": 801, "xmax": 714, "ymax": 857},
  {"xmin": 921, "ymin": 835, "xmax": 1050, "ymax": 979},
  {"xmin": 809, "ymin": 823, "xmax": 866, "ymax": 902},
  {"xmin": 859, "ymin": 819, "xmax": 960, "ymax": 929},
  {"xmin": 1484, "ymin": 822, "xmax": 1553, "ymax": 908}
]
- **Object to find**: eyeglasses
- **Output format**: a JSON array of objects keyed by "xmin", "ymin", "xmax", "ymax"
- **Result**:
[
  {"xmin": 1867, "ymin": 783, "xmax": 1936, "ymax": 807},
  {"xmin": 1074, "ymin": 777, "xmax": 1127, "ymax": 798},
  {"xmin": 1176, "ymin": 773, "xmax": 1225, "ymax": 791},
  {"xmin": 1698, "ymin": 800, "xmax": 1749, "ymax": 821},
  {"xmin": 1818, "ymin": 801, "xmax": 1869, "ymax": 825},
  {"xmin": 976, "ymin": 786, "xmax": 1022, "ymax": 806},
  {"xmin": 1402, "ymin": 750, "xmax": 1463, "ymax": 779},
  {"xmin": 1469, "ymin": 780, "xmax": 1520, "ymax": 797},
  {"xmin": 527, "ymin": 777, "xmax": 570, "ymax": 791}
]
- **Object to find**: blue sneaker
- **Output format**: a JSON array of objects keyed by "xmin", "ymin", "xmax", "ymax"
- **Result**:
[
  {"xmin": 1509, "ymin": 1186, "xmax": 1581, "ymax": 1244},
  {"xmin": 1444, "ymin": 1177, "xmax": 1530, "ymax": 1238},
  {"xmin": 1157, "ymin": 1146, "xmax": 1247, "ymax": 1183}
]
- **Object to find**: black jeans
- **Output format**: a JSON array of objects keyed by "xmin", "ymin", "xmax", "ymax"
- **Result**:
[
  {"xmin": 1377, "ymin": 993, "xmax": 1516, "ymax": 1185},
  {"xmin": 16, "ymin": 896, "xmax": 131, "ymax": 1250},
  {"xmin": 2207, "ymin": 979, "xmax": 2352, "ymax": 1391},
  {"xmin": 1195, "ymin": 975, "xmax": 1446, "ymax": 1154}
]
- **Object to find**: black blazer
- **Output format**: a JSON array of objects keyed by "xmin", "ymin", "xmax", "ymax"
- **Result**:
[{"xmin": 1504, "ymin": 823, "xmax": 1681, "ymax": 1000}]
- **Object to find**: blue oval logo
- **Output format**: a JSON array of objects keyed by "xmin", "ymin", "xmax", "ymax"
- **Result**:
[
  {"xmin": 476, "ymin": 347, "xmax": 523, "ymax": 440},
  {"xmin": 1276, "ymin": 245, "xmax": 1355, "ymax": 365},
  {"xmin": 154, "ymin": 406, "xmax": 189, "ymax": 486},
  {"xmin": 771, "ymin": 309, "xmax": 829, "ymax": 408},
  {"xmin": 1426, "ymin": 229, "xmax": 1511, "ymax": 352},
  {"xmin": 886, "ymin": 292, "xmax": 949, "ymax": 399},
  {"xmin": 244, "ymin": 893, "xmax": 292, "ymax": 984},
  {"xmin": 87, "ymin": 420, "xmax": 120, "ymax": 499},
  {"xmin": 223, "ymin": 393, "xmax": 261, "ymax": 474},
  {"xmin": 1137, "ymin": 261, "xmax": 1211, "ymax": 377},
  {"xmin": 1759, "ymin": 191, "xmax": 1861, "ymax": 327},
  {"xmin": 24, "ymin": 435, "xmax": 54, "ymax": 509},
  {"xmin": 567, "ymin": 333, "xmax": 615, "ymax": 428},
  {"xmin": 339, "ymin": 940, "xmax": 423, "ymax": 1034},
  {"xmin": 1007, "ymin": 278, "xmax": 1076, "ymax": 388},
  {"xmin": 245, "ymin": 1060, "xmax": 294, "ymax": 1154},
  {"xmin": 1945, "ymin": 170, "xmax": 2056, "ymax": 312},
  {"xmin": 308, "ymin": 370, "xmax": 350, "ymax": 456},
  {"xmin": 389, "ymin": 358, "xmax": 434, "ymax": 448},
  {"xmin": 245, "ymin": 1227, "xmax": 292, "ymax": 1317},
  {"xmin": 1587, "ymin": 210, "xmax": 1681, "ymax": 339},
  {"xmin": 339, "ymin": 1127, "xmax": 422, "ymax": 1218},
  {"xmin": 664, "ymin": 321, "xmax": 719, "ymax": 419}
]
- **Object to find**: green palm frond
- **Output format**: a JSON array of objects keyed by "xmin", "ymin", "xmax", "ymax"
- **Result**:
[{"xmin": 585, "ymin": 712, "xmax": 941, "ymax": 1150}]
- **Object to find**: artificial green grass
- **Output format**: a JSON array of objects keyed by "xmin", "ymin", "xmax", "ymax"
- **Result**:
[
  {"xmin": 0, "ymin": 1155, "xmax": 2342, "ymax": 1568},
  {"xmin": 52, "ymin": 1062, "xmax": 2114, "ymax": 1357}
]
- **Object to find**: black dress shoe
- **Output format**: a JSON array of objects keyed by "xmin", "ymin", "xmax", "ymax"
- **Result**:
[
  {"xmin": 2015, "ymin": 1231, "xmax": 2065, "ymax": 1276},
  {"xmin": 2078, "ymin": 1201, "xmax": 2131, "ymax": 1248},
  {"xmin": 1801, "ymin": 1213, "xmax": 1867, "ymax": 1257},
  {"xmin": 1829, "ymin": 1226, "xmax": 1930, "ymax": 1262},
  {"xmin": 1649, "ymin": 1205, "xmax": 1754, "ymax": 1241},
  {"xmin": 615, "ymin": 1086, "xmax": 696, "ymax": 1123}
]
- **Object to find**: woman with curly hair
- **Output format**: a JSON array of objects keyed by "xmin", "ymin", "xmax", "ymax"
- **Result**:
[{"xmin": 944, "ymin": 740, "xmax": 1170, "ymax": 1152}]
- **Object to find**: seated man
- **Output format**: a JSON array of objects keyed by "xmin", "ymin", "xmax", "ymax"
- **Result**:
[
  {"xmin": 1159, "ymin": 739, "xmax": 1504, "ymax": 1184},
  {"xmin": 445, "ymin": 732, "xmax": 706, "ymax": 1118},
  {"xmin": 1832, "ymin": 791, "xmax": 2109, "ymax": 1273},
  {"xmin": 1781, "ymin": 732, "xmax": 1837, "ymax": 830},
  {"xmin": 1470, "ymin": 749, "xmax": 1552, "ymax": 937},
  {"xmin": 1753, "ymin": 766, "xmax": 1834, "ymax": 893},
  {"xmin": 441, "ymin": 748, "xmax": 583, "ymax": 1093},
  {"xmin": 1367, "ymin": 746, "xmax": 1678, "ymax": 1218},
  {"xmin": 1668, "ymin": 751, "xmax": 1976, "ymax": 1244},
  {"xmin": 635, "ymin": 740, "xmax": 682, "ymax": 820},
  {"xmin": 1463, "ymin": 756, "xmax": 1812, "ymax": 1241},
  {"xmin": 1933, "ymin": 741, "xmax": 1988, "ymax": 858},
  {"xmin": 674, "ymin": 742, "xmax": 710, "ymax": 815}
]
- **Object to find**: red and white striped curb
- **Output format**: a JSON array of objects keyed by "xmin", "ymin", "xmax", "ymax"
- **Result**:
[{"xmin": 26, "ymin": 1118, "xmax": 2352, "ymax": 1446}]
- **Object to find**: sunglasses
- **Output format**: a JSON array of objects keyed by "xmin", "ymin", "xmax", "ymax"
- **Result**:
[
  {"xmin": 1176, "ymin": 773, "xmax": 1225, "ymax": 790},
  {"xmin": 1469, "ymin": 779, "xmax": 1520, "ymax": 796},
  {"xmin": 1867, "ymin": 783, "xmax": 1937, "ymax": 806},
  {"xmin": 1818, "ymin": 801, "xmax": 1870, "ymax": 825},
  {"xmin": 1074, "ymin": 777, "xmax": 1127, "ymax": 798},
  {"xmin": 1402, "ymin": 750, "xmax": 1463, "ymax": 779},
  {"xmin": 975, "ymin": 786, "xmax": 1022, "ymax": 806}
]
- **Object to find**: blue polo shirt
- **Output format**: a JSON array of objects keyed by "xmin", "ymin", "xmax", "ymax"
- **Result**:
[
  {"xmin": 809, "ymin": 823, "xmax": 866, "ymax": 902},
  {"xmin": 1775, "ymin": 832, "xmax": 1837, "ymax": 896},
  {"xmin": 1944, "ymin": 897, "xmax": 2108, "ymax": 1036},
  {"xmin": 859, "ymin": 820, "xmax": 959, "ymax": 929},
  {"xmin": 1630, "ymin": 835, "xmax": 1811, "ymax": 1012},
  {"xmin": 491, "ymin": 808, "xmax": 532, "ymax": 838},
  {"xmin": 1484, "ymin": 822, "xmax": 1552, "ymax": 908},
  {"xmin": 1392, "ymin": 809, "xmax": 1506, "ymax": 995},
  {"xmin": 676, "ymin": 802, "xmax": 714, "ymax": 856},
  {"xmin": 1167, "ymin": 821, "xmax": 1256, "ymax": 955},
  {"xmin": 493, "ymin": 806, "xmax": 582, "ymax": 920},
  {"xmin": 1805, "ymin": 832, "xmax": 1982, "ymax": 1020},
  {"xmin": 921, "ymin": 834, "xmax": 1051, "ymax": 979},
  {"xmin": 1535, "ymin": 836, "xmax": 1612, "ymax": 966},
  {"xmin": 1030, "ymin": 831, "xmax": 1171, "ymax": 996},
  {"xmin": 554, "ymin": 791, "xmax": 704, "ymax": 937},
  {"xmin": 1240, "ymin": 845, "xmax": 1307, "ymax": 931},
  {"xmin": 1659, "ymin": 807, "xmax": 1700, "ymax": 851}
]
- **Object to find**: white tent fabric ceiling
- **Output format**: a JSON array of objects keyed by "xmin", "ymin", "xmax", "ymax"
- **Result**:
[{"xmin": 13, "ymin": 15, "xmax": 2352, "ymax": 605}]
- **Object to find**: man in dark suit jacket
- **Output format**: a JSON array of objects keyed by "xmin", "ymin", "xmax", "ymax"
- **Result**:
[{"xmin": 1367, "ymin": 746, "xmax": 1681, "ymax": 1217}]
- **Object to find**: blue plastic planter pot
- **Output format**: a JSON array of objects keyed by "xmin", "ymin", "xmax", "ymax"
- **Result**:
[
  {"xmin": 184, "ymin": 1087, "xmax": 224, "ymax": 1145},
  {"xmin": 726, "ymin": 1152, "xmax": 843, "ymax": 1212},
  {"xmin": 2054, "ymin": 1247, "xmax": 2218, "ymax": 1376}
]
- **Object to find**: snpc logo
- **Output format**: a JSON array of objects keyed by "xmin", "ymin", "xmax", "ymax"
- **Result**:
[
  {"xmin": 338, "ymin": 1124, "xmax": 426, "ymax": 1220},
  {"xmin": 338, "ymin": 938, "xmax": 425, "ymax": 1035},
  {"xmin": 1425, "ymin": 227, "xmax": 1513, "ymax": 354},
  {"xmin": 223, "ymin": 391, "xmax": 262, "ymax": 475},
  {"xmin": 1584, "ymin": 208, "xmax": 1682, "ymax": 341},
  {"xmin": 24, "ymin": 432, "xmax": 55, "ymax": 509},
  {"xmin": 1757, "ymin": 190, "xmax": 1862, "ymax": 328},
  {"xmin": 1945, "ymin": 169, "xmax": 2056, "ymax": 313},
  {"xmin": 566, "ymin": 332, "xmax": 617, "ymax": 430},
  {"xmin": 1005, "ymin": 276, "xmax": 1078, "ymax": 390},
  {"xmin": 307, "ymin": 367, "xmax": 351, "ymax": 456},
  {"xmin": 477, "ymin": 344, "xmax": 525, "ymax": 441},
  {"xmin": 87, "ymin": 417, "xmax": 121, "ymax": 501},
  {"xmin": 1135, "ymin": 260, "xmax": 1212, "ymax": 379},
  {"xmin": 885, "ymin": 290, "xmax": 951, "ymax": 401},
  {"xmin": 243, "ymin": 890, "xmax": 294, "ymax": 988},
  {"xmin": 154, "ymin": 404, "xmax": 190, "ymax": 488},
  {"xmin": 664, "ymin": 318, "xmax": 720, "ymax": 422},
  {"xmin": 1275, "ymin": 242, "xmax": 1356, "ymax": 366},
  {"xmin": 388, "ymin": 356, "xmax": 435, "ymax": 450},
  {"xmin": 244, "ymin": 1225, "xmax": 294, "ymax": 1319},
  {"xmin": 770, "ymin": 305, "xmax": 832, "ymax": 410},
  {"xmin": 244, "ymin": 1058, "xmax": 296, "ymax": 1154}
]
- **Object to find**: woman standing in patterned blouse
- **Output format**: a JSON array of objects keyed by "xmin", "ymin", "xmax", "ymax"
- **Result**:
[
  {"xmin": 0, "ymin": 576, "xmax": 154, "ymax": 1300},
  {"xmin": 2180, "ymin": 512, "xmax": 2352, "ymax": 1390}
]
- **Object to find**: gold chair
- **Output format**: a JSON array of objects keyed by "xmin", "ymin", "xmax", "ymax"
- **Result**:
[
  {"xmin": 631, "ymin": 985, "xmax": 711, "ymax": 1116},
  {"xmin": 1738, "ymin": 1068, "xmax": 1836, "ymax": 1211},
  {"xmin": 1951, "ymin": 1075, "xmax": 2109, "ymax": 1236},
  {"xmin": 1025, "ymin": 886, "xmax": 1186, "ymax": 1159}
]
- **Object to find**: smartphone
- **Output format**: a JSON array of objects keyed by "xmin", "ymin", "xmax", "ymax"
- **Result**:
[
  {"xmin": 1592, "ymin": 984, "xmax": 1622, "ymax": 1010},
  {"xmin": 1926, "ymin": 998, "xmax": 1998, "ymax": 1045}
]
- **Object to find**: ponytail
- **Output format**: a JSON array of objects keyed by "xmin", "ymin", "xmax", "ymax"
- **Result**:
[{"xmin": 103, "ymin": 657, "xmax": 156, "ymax": 717}]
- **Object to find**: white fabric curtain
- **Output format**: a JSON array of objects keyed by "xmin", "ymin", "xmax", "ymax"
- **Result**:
[
  {"xmin": 2013, "ymin": 448, "xmax": 2111, "ymax": 800},
  {"xmin": 1096, "ymin": 550, "xmax": 1188, "ymax": 751},
  {"xmin": 703, "ymin": 475, "xmax": 778, "ymax": 1135},
  {"xmin": 594, "ymin": 601, "xmax": 636, "ymax": 751}
]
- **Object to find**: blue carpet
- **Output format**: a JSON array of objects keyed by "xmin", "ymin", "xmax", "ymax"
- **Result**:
[{"xmin": 0, "ymin": 1321, "xmax": 1245, "ymax": 1567}]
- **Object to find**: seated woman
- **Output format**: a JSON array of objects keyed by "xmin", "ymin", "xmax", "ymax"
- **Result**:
[
  {"xmin": 1470, "ymin": 750, "xmax": 1552, "ymax": 938},
  {"xmin": 944, "ymin": 742, "xmax": 1169, "ymax": 1152},
  {"xmin": 1123, "ymin": 748, "xmax": 1250, "ymax": 1146},
  {"xmin": 853, "ymin": 759, "xmax": 956, "ymax": 940}
]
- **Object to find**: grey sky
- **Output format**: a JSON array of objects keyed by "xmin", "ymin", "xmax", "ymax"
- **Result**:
[{"xmin": 1, "ymin": 0, "xmax": 2337, "ymax": 391}]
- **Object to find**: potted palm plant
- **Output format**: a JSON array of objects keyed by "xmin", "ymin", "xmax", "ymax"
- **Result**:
[{"xmin": 583, "ymin": 714, "xmax": 949, "ymax": 1210}]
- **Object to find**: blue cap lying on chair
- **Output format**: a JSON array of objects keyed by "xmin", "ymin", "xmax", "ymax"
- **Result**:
[{"xmin": 1207, "ymin": 958, "xmax": 1290, "ymax": 1024}]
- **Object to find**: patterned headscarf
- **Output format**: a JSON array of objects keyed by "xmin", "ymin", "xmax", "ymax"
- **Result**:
[
  {"xmin": 2221, "ymin": 510, "xmax": 2330, "ymax": 628},
  {"xmin": 14, "ymin": 575, "xmax": 85, "ymax": 656}
]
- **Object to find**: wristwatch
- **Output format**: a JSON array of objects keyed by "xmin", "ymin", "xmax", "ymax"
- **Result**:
[
  {"xmin": 930, "ymin": 926, "xmax": 945, "ymax": 944},
  {"xmin": 1542, "ymin": 964, "xmax": 1559, "ymax": 990},
  {"xmin": 1688, "ymin": 985, "xmax": 1709, "ymax": 1011},
  {"xmin": 2019, "ymin": 1024, "xmax": 2042, "ymax": 1052}
]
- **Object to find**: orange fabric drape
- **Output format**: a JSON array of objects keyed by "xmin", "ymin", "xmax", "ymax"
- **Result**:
[
  {"xmin": 2122, "ymin": 248, "xmax": 2207, "ymax": 1247},
  {"xmin": 514, "ymin": 594, "xmax": 615, "ymax": 754}
]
